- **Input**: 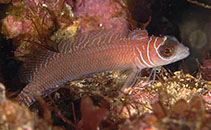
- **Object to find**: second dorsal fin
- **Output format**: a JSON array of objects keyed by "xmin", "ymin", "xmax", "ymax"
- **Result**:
[
  {"xmin": 19, "ymin": 49, "xmax": 60, "ymax": 83},
  {"xmin": 128, "ymin": 29, "xmax": 148, "ymax": 40}
]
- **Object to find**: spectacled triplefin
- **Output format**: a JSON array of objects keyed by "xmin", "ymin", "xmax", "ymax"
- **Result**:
[{"xmin": 16, "ymin": 29, "xmax": 190, "ymax": 106}]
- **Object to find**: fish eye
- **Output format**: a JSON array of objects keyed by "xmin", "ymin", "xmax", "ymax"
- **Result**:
[
  {"xmin": 159, "ymin": 46, "xmax": 174, "ymax": 58},
  {"xmin": 164, "ymin": 47, "xmax": 171, "ymax": 54},
  {"xmin": 158, "ymin": 37, "xmax": 178, "ymax": 58}
]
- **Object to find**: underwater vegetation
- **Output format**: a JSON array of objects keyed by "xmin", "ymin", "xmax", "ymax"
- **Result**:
[{"xmin": 0, "ymin": 0, "xmax": 210, "ymax": 130}]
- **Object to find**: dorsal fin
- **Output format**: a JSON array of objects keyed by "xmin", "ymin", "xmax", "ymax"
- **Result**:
[
  {"xmin": 128, "ymin": 29, "xmax": 148, "ymax": 40},
  {"xmin": 58, "ymin": 29, "xmax": 149, "ymax": 54},
  {"xmin": 58, "ymin": 30, "xmax": 126, "ymax": 53},
  {"xmin": 19, "ymin": 49, "xmax": 60, "ymax": 83}
]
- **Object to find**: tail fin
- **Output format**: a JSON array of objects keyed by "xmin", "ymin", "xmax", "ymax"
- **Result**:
[
  {"xmin": 16, "ymin": 86, "xmax": 36, "ymax": 106},
  {"xmin": 16, "ymin": 83, "xmax": 58, "ymax": 106}
]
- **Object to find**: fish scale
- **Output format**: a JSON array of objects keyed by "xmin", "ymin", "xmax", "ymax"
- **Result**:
[{"xmin": 17, "ymin": 29, "xmax": 190, "ymax": 106}]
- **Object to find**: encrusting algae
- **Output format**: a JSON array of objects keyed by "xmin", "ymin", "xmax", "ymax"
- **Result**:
[
  {"xmin": 0, "ymin": 83, "xmax": 54, "ymax": 130},
  {"xmin": 0, "ymin": 0, "xmax": 210, "ymax": 130}
]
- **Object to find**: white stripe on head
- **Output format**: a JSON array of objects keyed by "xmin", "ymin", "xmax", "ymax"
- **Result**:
[
  {"xmin": 147, "ymin": 36, "xmax": 155, "ymax": 66},
  {"xmin": 135, "ymin": 57, "xmax": 146, "ymax": 69},
  {"xmin": 154, "ymin": 36, "xmax": 169, "ymax": 61},
  {"xmin": 153, "ymin": 37, "xmax": 159, "ymax": 49},
  {"xmin": 136, "ymin": 47, "xmax": 152, "ymax": 67},
  {"xmin": 133, "ymin": 48, "xmax": 146, "ymax": 68}
]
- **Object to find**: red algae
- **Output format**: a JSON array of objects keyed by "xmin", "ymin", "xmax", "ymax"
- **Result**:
[
  {"xmin": 77, "ymin": 97, "xmax": 107, "ymax": 130},
  {"xmin": 1, "ymin": 0, "xmax": 130, "ymax": 59},
  {"xmin": 1, "ymin": 0, "xmax": 74, "ymax": 58},
  {"xmin": 71, "ymin": 0, "xmax": 129, "ymax": 33},
  {"xmin": 1, "ymin": 15, "xmax": 30, "ymax": 39}
]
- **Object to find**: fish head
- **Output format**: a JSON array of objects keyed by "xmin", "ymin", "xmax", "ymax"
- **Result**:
[{"xmin": 149, "ymin": 36, "xmax": 190, "ymax": 67}]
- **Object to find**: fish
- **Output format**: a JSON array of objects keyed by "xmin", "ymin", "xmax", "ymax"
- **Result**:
[{"xmin": 16, "ymin": 29, "xmax": 190, "ymax": 106}]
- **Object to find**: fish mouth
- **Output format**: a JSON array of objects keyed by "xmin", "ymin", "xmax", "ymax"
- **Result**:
[{"xmin": 174, "ymin": 47, "xmax": 190, "ymax": 61}]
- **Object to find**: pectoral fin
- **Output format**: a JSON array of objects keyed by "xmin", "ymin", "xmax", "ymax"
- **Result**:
[{"xmin": 121, "ymin": 69, "xmax": 142, "ymax": 91}]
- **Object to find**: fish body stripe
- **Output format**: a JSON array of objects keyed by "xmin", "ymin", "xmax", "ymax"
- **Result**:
[
  {"xmin": 18, "ymin": 43, "xmax": 140, "ymax": 106},
  {"xmin": 60, "ymin": 40, "xmax": 69, "ymax": 53},
  {"xmin": 17, "ymin": 29, "xmax": 188, "ymax": 107},
  {"xmin": 128, "ymin": 29, "xmax": 148, "ymax": 40},
  {"xmin": 147, "ymin": 36, "xmax": 155, "ymax": 66},
  {"xmin": 58, "ymin": 30, "xmax": 124, "ymax": 53},
  {"xmin": 21, "ymin": 51, "xmax": 61, "ymax": 83},
  {"xmin": 135, "ymin": 47, "xmax": 153, "ymax": 67},
  {"xmin": 77, "ymin": 34, "xmax": 87, "ymax": 49},
  {"xmin": 58, "ymin": 29, "xmax": 149, "ymax": 54},
  {"xmin": 133, "ymin": 47, "xmax": 146, "ymax": 69}
]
